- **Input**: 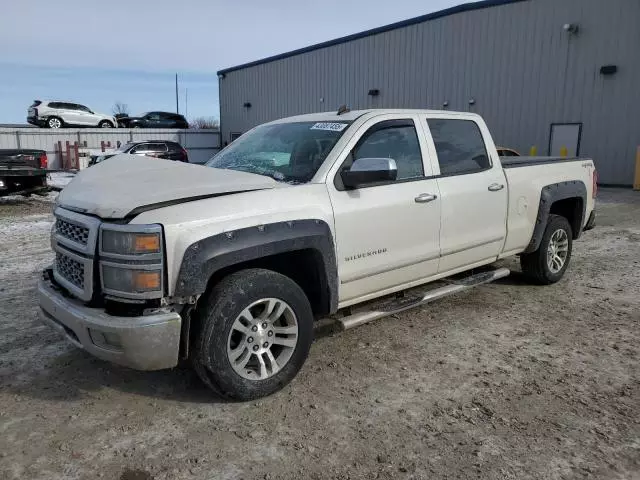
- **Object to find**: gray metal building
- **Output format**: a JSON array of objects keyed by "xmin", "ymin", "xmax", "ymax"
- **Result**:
[{"xmin": 218, "ymin": 0, "xmax": 639, "ymax": 186}]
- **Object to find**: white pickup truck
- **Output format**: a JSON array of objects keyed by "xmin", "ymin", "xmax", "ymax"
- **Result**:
[{"xmin": 39, "ymin": 109, "xmax": 597, "ymax": 400}]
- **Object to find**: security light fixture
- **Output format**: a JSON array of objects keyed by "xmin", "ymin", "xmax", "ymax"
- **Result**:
[
  {"xmin": 243, "ymin": 102, "xmax": 252, "ymax": 108},
  {"xmin": 563, "ymin": 23, "xmax": 579, "ymax": 34},
  {"xmin": 468, "ymin": 98, "xmax": 476, "ymax": 105},
  {"xmin": 368, "ymin": 89, "xmax": 380, "ymax": 97},
  {"xmin": 218, "ymin": 73, "xmax": 226, "ymax": 79}
]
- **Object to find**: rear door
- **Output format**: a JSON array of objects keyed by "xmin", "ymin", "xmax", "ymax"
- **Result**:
[
  {"xmin": 58, "ymin": 103, "xmax": 82, "ymax": 125},
  {"xmin": 424, "ymin": 114, "xmax": 507, "ymax": 273}
]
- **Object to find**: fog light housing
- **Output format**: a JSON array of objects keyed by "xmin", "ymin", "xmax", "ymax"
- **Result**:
[{"xmin": 89, "ymin": 329, "xmax": 123, "ymax": 351}]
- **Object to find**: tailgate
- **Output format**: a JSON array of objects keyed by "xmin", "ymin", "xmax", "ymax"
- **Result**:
[{"xmin": 0, "ymin": 149, "xmax": 46, "ymax": 172}]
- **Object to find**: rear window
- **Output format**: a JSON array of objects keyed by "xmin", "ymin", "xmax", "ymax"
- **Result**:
[{"xmin": 427, "ymin": 119, "xmax": 491, "ymax": 176}]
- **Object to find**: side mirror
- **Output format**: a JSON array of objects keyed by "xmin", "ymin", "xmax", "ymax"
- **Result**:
[{"xmin": 341, "ymin": 158, "xmax": 397, "ymax": 189}]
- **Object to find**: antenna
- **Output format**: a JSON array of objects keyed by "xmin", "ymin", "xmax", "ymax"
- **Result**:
[{"xmin": 336, "ymin": 105, "xmax": 350, "ymax": 115}]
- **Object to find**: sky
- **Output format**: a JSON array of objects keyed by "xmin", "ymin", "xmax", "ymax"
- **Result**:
[{"xmin": 1, "ymin": 0, "xmax": 466, "ymax": 123}]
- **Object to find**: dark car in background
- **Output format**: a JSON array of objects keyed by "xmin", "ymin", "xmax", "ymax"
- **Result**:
[
  {"xmin": 116, "ymin": 112, "xmax": 189, "ymax": 129},
  {"xmin": 89, "ymin": 141, "xmax": 189, "ymax": 166},
  {"xmin": 0, "ymin": 149, "xmax": 48, "ymax": 196}
]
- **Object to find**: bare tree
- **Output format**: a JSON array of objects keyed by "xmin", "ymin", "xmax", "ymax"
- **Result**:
[
  {"xmin": 190, "ymin": 117, "xmax": 219, "ymax": 130},
  {"xmin": 112, "ymin": 102, "xmax": 129, "ymax": 116}
]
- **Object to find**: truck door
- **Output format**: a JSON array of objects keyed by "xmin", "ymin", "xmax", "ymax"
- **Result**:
[
  {"xmin": 423, "ymin": 115, "xmax": 507, "ymax": 273},
  {"xmin": 327, "ymin": 114, "xmax": 441, "ymax": 304}
]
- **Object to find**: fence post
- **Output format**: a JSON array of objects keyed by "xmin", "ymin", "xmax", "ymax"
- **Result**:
[
  {"xmin": 15, "ymin": 131, "xmax": 21, "ymax": 149},
  {"xmin": 129, "ymin": 130, "xmax": 134, "ymax": 142}
]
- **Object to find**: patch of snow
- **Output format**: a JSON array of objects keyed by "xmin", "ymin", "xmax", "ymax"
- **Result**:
[{"xmin": 48, "ymin": 172, "xmax": 76, "ymax": 190}]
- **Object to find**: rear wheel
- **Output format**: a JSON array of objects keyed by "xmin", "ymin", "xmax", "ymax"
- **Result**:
[
  {"xmin": 520, "ymin": 214, "xmax": 573, "ymax": 284},
  {"xmin": 47, "ymin": 117, "xmax": 63, "ymax": 128},
  {"xmin": 192, "ymin": 268, "xmax": 314, "ymax": 400}
]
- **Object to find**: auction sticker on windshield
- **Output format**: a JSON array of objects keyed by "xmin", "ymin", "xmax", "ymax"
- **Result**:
[{"xmin": 310, "ymin": 122, "xmax": 349, "ymax": 132}]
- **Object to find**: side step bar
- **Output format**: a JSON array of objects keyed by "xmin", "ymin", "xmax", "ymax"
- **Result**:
[{"xmin": 338, "ymin": 267, "xmax": 510, "ymax": 330}]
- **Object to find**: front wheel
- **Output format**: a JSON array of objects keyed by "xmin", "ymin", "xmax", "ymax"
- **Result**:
[
  {"xmin": 192, "ymin": 268, "xmax": 314, "ymax": 400},
  {"xmin": 98, "ymin": 120, "xmax": 114, "ymax": 128},
  {"xmin": 520, "ymin": 214, "xmax": 573, "ymax": 284}
]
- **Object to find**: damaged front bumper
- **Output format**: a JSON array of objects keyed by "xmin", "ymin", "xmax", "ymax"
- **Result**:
[{"xmin": 38, "ymin": 269, "xmax": 182, "ymax": 371}]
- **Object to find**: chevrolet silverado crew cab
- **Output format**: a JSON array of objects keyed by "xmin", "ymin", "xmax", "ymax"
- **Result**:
[{"xmin": 39, "ymin": 109, "xmax": 597, "ymax": 400}]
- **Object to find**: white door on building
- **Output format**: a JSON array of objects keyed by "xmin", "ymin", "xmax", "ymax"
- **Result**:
[{"xmin": 549, "ymin": 123, "xmax": 582, "ymax": 157}]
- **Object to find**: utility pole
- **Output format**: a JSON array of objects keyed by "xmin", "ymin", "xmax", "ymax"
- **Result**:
[
  {"xmin": 185, "ymin": 89, "xmax": 189, "ymax": 119},
  {"xmin": 175, "ymin": 73, "xmax": 179, "ymax": 114}
]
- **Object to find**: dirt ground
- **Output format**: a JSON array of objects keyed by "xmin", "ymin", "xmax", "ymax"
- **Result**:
[{"xmin": 0, "ymin": 189, "xmax": 638, "ymax": 480}]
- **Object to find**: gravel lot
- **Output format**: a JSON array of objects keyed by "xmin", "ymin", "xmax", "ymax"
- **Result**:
[{"xmin": 0, "ymin": 189, "xmax": 638, "ymax": 480}]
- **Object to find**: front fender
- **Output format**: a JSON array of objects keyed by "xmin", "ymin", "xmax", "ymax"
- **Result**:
[{"xmin": 173, "ymin": 219, "xmax": 338, "ymax": 313}]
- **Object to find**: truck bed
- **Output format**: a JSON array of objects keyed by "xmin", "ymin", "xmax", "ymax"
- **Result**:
[
  {"xmin": 0, "ymin": 149, "xmax": 48, "ymax": 197},
  {"xmin": 499, "ymin": 156, "xmax": 586, "ymax": 168}
]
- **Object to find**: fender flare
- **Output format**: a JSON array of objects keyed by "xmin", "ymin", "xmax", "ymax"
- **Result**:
[
  {"xmin": 173, "ymin": 219, "xmax": 338, "ymax": 314},
  {"xmin": 523, "ymin": 180, "xmax": 587, "ymax": 254}
]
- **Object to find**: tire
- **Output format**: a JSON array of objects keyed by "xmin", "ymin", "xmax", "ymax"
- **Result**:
[
  {"xmin": 47, "ymin": 117, "xmax": 63, "ymax": 129},
  {"xmin": 520, "ymin": 214, "xmax": 573, "ymax": 285},
  {"xmin": 98, "ymin": 120, "xmax": 114, "ymax": 128},
  {"xmin": 192, "ymin": 268, "xmax": 314, "ymax": 400}
]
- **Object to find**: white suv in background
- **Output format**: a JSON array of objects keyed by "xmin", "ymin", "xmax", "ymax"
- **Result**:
[{"xmin": 27, "ymin": 100, "xmax": 117, "ymax": 128}]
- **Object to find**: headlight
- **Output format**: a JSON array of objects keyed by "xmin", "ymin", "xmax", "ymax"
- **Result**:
[
  {"xmin": 101, "ymin": 230, "xmax": 161, "ymax": 255},
  {"xmin": 99, "ymin": 224, "xmax": 164, "ymax": 300}
]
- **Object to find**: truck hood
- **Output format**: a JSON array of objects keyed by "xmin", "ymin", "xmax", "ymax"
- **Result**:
[{"xmin": 57, "ymin": 154, "xmax": 280, "ymax": 218}]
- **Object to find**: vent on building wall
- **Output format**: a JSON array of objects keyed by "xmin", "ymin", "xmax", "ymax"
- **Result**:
[
  {"xmin": 368, "ymin": 89, "xmax": 380, "ymax": 96},
  {"xmin": 600, "ymin": 65, "xmax": 618, "ymax": 75},
  {"xmin": 243, "ymin": 102, "xmax": 252, "ymax": 108}
]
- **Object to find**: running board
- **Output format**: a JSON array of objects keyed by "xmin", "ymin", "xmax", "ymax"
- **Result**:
[{"xmin": 337, "ymin": 267, "xmax": 510, "ymax": 330}]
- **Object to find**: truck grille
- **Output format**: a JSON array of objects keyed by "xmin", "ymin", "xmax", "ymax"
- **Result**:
[
  {"xmin": 55, "ymin": 252, "xmax": 85, "ymax": 289},
  {"xmin": 55, "ymin": 218, "xmax": 90, "ymax": 246},
  {"xmin": 52, "ymin": 208, "xmax": 101, "ymax": 302}
]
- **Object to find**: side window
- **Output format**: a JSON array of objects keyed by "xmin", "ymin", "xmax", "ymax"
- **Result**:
[
  {"xmin": 48, "ymin": 102, "xmax": 61, "ymax": 109},
  {"xmin": 77, "ymin": 104, "xmax": 92, "ymax": 113},
  {"xmin": 427, "ymin": 119, "xmax": 491, "ymax": 175},
  {"xmin": 147, "ymin": 143, "xmax": 168, "ymax": 152},
  {"xmin": 146, "ymin": 113, "xmax": 160, "ymax": 121},
  {"xmin": 352, "ymin": 120, "xmax": 423, "ymax": 181},
  {"xmin": 131, "ymin": 144, "xmax": 149, "ymax": 153}
]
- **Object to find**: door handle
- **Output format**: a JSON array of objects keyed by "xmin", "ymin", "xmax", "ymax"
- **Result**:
[
  {"xmin": 415, "ymin": 193, "xmax": 438, "ymax": 203},
  {"xmin": 488, "ymin": 183, "xmax": 505, "ymax": 192}
]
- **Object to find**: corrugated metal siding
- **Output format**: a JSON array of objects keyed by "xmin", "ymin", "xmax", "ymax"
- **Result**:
[
  {"xmin": 219, "ymin": 0, "xmax": 639, "ymax": 185},
  {"xmin": 0, "ymin": 129, "xmax": 221, "ymax": 168}
]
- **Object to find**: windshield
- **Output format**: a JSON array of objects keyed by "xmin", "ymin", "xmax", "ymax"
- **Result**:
[{"xmin": 206, "ymin": 121, "xmax": 352, "ymax": 184}]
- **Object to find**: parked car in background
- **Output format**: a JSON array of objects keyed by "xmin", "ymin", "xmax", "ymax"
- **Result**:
[
  {"xmin": 0, "ymin": 149, "xmax": 48, "ymax": 197},
  {"xmin": 88, "ymin": 141, "xmax": 189, "ymax": 166},
  {"xmin": 497, "ymin": 146, "xmax": 520, "ymax": 156},
  {"xmin": 27, "ymin": 101, "xmax": 117, "ymax": 129},
  {"xmin": 116, "ymin": 112, "xmax": 189, "ymax": 129}
]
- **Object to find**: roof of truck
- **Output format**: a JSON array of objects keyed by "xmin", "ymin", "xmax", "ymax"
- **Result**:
[{"xmin": 267, "ymin": 109, "xmax": 480, "ymax": 124}]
